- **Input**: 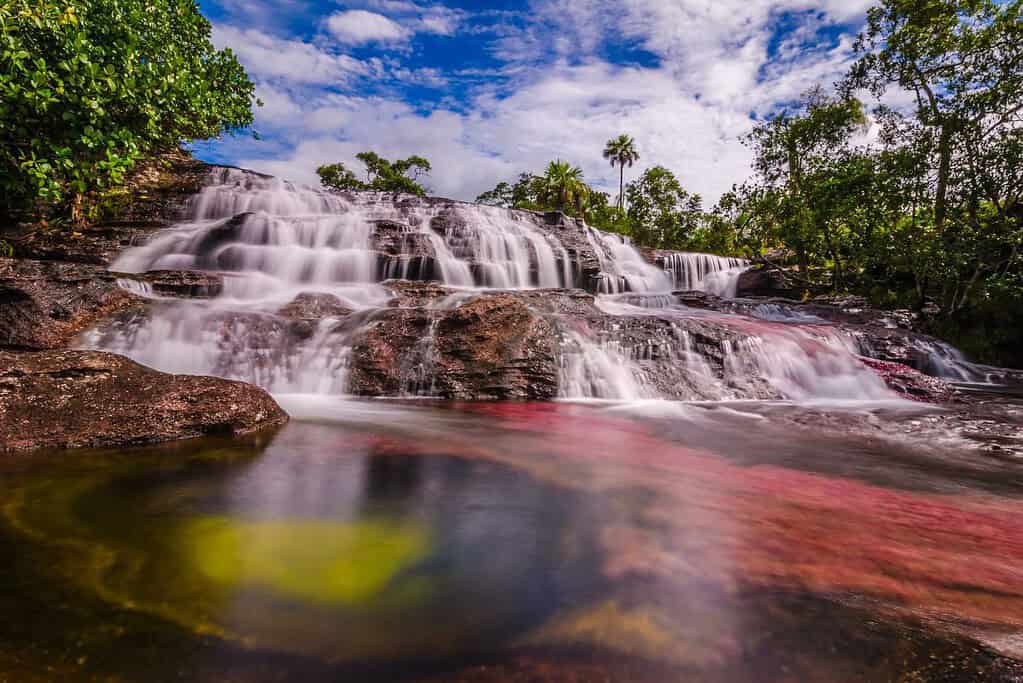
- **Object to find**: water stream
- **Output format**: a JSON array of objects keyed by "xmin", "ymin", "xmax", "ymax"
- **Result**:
[
  {"xmin": 12, "ymin": 167, "xmax": 1017, "ymax": 681},
  {"xmin": 81, "ymin": 167, "xmax": 992, "ymax": 402}
]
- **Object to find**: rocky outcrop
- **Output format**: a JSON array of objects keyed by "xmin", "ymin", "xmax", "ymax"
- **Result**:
[
  {"xmin": 735, "ymin": 265, "xmax": 799, "ymax": 298},
  {"xmin": 0, "ymin": 258, "xmax": 139, "ymax": 350},
  {"xmin": 121, "ymin": 270, "xmax": 224, "ymax": 298},
  {"xmin": 0, "ymin": 350, "xmax": 287, "ymax": 453},
  {"xmin": 859, "ymin": 358, "xmax": 957, "ymax": 402},
  {"xmin": 348, "ymin": 291, "xmax": 559, "ymax": 399},
  {"xmin": 6, "ymin": 151, "xmax": 209, "ymax": 265}
]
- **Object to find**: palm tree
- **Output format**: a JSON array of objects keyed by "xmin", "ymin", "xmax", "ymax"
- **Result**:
[
  {"xmin": 603, "ymin": 134, "xmax": 640, "ymax": 212},
  {"xmin": 538, "ymin": 160, "xmax": 589, "ymax": 214}
]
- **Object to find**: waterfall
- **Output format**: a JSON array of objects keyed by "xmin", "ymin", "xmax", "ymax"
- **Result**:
[
  {"xmin": 585, "ymin": 228, "xmax": 673, "ymax": 294},
  {"xmin": 558, "ymin": 331, "xmax": 648, "ymax": 400},
  {"xmin": 81, "ymin": 166, "xmax": 975, "ymax": 404},
  {"xmin": 658, "ymin": 253, "xmax": 749, "ymax": 296}
]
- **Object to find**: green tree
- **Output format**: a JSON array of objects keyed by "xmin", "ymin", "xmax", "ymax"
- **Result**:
[
  {"xmin": 316, "ymin": 162, "xmax": 364, "ymax": 192},
  {"xmin": 536, "ymin": 160, "xmax": 589, "ymax": 214},
  {"xmin": 317, "ymin": 152, "xmax": 432, "ymax": 195},
  {"xmin": 845, "ymin": 0, "xmax": 1023, "ymax": 238},
  {"xmin": 475, "ymin": 173, "xmax": 542, "ymax": 209},
  {"xmin": 602, "ymin": 134, "xmax": 640, "ymax": 212},
  {"xmin": 625, "ymin": 166, "xmax": 702, "ymax": 249},
  {"xmin": 744, "ymin": 90, "xmax": 868, "ymax": 284},
  {"xmin": 1, "ymin": 0, "xmax": 255, "ymax": 222}
]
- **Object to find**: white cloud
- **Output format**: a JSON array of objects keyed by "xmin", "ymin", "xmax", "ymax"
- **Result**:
[
  {"xmin": 213, "ymin": 25, "xmax": 373, "ymax": 85},
  {"xmin": 211, "ymin": 0, "xmax": 875, "ymax": 205},
  {"xmin": 327, "ymin": 10, "xmax": 409, "ymax": 45}
]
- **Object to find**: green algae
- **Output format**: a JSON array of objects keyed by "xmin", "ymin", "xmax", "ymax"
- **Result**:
[{"xmin": 185, "ymin": 516, "xmax": 432, "ymax": 605}]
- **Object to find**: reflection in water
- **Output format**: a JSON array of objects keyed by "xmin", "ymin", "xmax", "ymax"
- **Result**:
[{"xmin": 1, "ymin": 399, "xmax": 1022, "ymax": 681}]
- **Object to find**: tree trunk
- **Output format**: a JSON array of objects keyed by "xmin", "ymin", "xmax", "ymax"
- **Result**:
[
  {"xmin": 618, "ymin": 166, "xmax": 625, "ymax": 213},
  {"xmin": 70, "ymin": 192, "xmax": 85, "ymax": 227},
  {"xmin": 935, "ymin": 123, "xmax": 953, "ymax": 235}
]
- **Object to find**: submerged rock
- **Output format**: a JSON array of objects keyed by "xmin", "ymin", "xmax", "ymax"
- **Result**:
[{"xmin": 0, "ymin": 350, "xmax": 287, "ymax": 453}]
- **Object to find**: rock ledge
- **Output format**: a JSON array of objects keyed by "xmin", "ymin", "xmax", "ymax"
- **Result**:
[{"xmin": 0, "ymin": 350, "xmax": 288, "ymax": 453}]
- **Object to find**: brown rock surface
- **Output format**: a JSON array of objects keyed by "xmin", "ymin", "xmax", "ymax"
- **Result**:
[
  {"xmin": 0, "ymin": 258, "xmax": 138, "ymax": 350},
  {"xmin": 0, "ymin": 350, "xmax": 287, "ymax": 453},
  {"xmin": 348, "ymin": 292, "xmax": 559, "ymax": 399}
]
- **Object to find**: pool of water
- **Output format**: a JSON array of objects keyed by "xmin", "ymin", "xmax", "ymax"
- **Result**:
[{"xmin": 2, "ymin": 397, "xmax": 1022, "ymax": 681}]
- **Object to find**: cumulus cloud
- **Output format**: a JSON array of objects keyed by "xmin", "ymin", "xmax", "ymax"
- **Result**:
[
  {"xmin": 326, "ymin": 9, "xmax": 409, "ymax": 45},
  {"xmin": 208, "ymin": 0, "xmax": 875, "ymax": 204},
  {"xmin": 212, "ymin": 25, "xmax": 374, "ymax": 85}
]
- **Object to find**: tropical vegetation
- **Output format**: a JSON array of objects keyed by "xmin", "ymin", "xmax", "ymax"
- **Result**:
[
  {"xmin": 317, "ymin": 153, "xmax": 432, "ymax": 196},
  {"xmin": 0, "ymin": 0, "xmax": 256, "ymax": 223}
]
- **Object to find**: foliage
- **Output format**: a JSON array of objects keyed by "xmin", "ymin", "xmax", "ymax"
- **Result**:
[
  {"xmin": 0, "ymin": 0, "xmax": 256, "ymax": 221},
  {"xmin": 535, "ymin": 160, "xmax": 590, "ymax": 214},
  {"xmin": 317, "ymin": 153, "xmax": 432, "ymax": 196},
  {"xmin": 603, "ymin": 134, "xmax": 640, "ymax": 212},
  {"xmin": 626, "ymin": 166, "xmax": 703, "ymax": 249}
]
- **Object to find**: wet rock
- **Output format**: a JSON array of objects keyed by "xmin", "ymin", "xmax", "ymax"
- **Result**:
[
  {"xmin": 0, "ymin": 350, "xmax": 287, "ymax": 453},
  {"xmin": 348, "ymin": 292, "xmax": 559, "ymax": 399},
  {"xmin": 859, "ymin": 357, "xmax": 957, "ymax": 402},
  {"xmin": 0, "ymin": 258, "xmax": 139, "ymax": 350},
  {"xmin": 278, "ymin": 292, "xmax": 353, "ymax": 320},
  {"xmin": 735, "ymin": 265, "xmax": 799, "ymax": 298},
  {"xmin": 120, "ymin": 270, "xmax": 224, "ymax": 298}
]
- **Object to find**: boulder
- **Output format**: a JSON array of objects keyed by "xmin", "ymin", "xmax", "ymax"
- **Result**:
[
  {"xmin": 0, "ymin": 350, "xmax": 287, "ymax": 453},
  {"xmin": 348, "ymin": 292, "xmax": 559, "ymax": 399},
  {"xmin": 0, "ymin": 258, "xmax": 139, "ymax": 350},
  {"xmin": 277, "ymin": 292, "xmax": 353, "ymax": 320},
  {"xmin": 117, "ymin": 270, "xmax": 224, "ymax": 298},
  {"xmin": 735, "ymin": 266, "xmax": 799, "ymax": 298}
]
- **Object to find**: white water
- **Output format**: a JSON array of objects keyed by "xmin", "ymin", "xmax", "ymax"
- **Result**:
[
  {"xmin": 82, "ymin": 167, "xmax": 974, "ymax": 404},
  {"xmin": 658, "ymin": 252, "xmax": 749, "ymax": 296}
]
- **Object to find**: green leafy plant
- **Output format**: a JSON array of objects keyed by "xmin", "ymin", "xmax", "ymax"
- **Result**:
[{"xmin": 0, "ymin": 0, "xmax": 256, "ymax": 222}]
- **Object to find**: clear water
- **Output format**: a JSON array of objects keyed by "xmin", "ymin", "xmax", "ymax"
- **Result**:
[{"xmin": 2, "ymin": 399, "xmax": 1022, "ymax": 681}]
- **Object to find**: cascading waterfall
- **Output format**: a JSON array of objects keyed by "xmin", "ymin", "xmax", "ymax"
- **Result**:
[
  {"xmin": 82, "ymin": 166, "xmax": 976, "ymax": 403},
  {"xmin": 658, "ymin": 252, "xmax": 749, "ymax": 297},
  {"xmin": 585, "ymin": 228, "xmax": 673, "ymax": 294}
]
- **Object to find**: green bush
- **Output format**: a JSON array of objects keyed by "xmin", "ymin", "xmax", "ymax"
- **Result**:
[{"xmin": 0, "ymin": 0, "xmax": 255, "ymax": 220}]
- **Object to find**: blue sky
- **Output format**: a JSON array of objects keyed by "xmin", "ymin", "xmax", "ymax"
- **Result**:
[{"xmin": 196, "ymin": 0, "xmax": 875, "ymax": 202}]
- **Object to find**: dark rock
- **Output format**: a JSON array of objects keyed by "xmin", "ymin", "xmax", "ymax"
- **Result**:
[
  {"xmin": 0, "ymin": 350, "xmax": 287, "ymax": 453},
  {"xmin": 348, "ymin": 292, "xmax": 559, "ymax": 399},
  {"xmin": 735, "ymin": 265, "xmax": 799, "ymax": 298},
  {"xmin": 0, "ymin": 258, "xmax": 139, "ymax": 350},
  {"xmin": 119, "ymin": 270, "xmax": 224, "ymax": 298}
]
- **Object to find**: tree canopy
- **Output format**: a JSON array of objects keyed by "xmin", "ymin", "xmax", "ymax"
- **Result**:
[
  {"xmin": 0, "ymin": 0, "xmax": 256, "ymax": 221},
  {"xmin": 317, "ymin": 153, "xmax": 432, "ymax": 196},
  {"xmin": 603, "ymin": 134, "xmax": 640, "ymax": 212}
]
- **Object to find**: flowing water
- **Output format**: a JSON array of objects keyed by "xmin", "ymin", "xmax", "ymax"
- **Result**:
[
  {"xmin": 5, "ymin": 168, "xmax": 1021, "ymax": 681},
  {"xmin": 3, "ymin": 398, "xmax": 1023, "ymax": 681},
  {"xmin": 82, "ymin": 167, "xmax": 986, "ymax": 400}
]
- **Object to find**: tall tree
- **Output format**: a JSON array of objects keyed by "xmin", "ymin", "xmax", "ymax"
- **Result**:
[
  {"xmin": 626, "ymin": 166, "xmax": 702, "ymax": 249},
  {"xmin": 845, "ymin": 0, "xmax": 1023, "ymax": 237},
  {"xmin": 603, "ymin": 134, "xmax": 640, "ymax": 212}
]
